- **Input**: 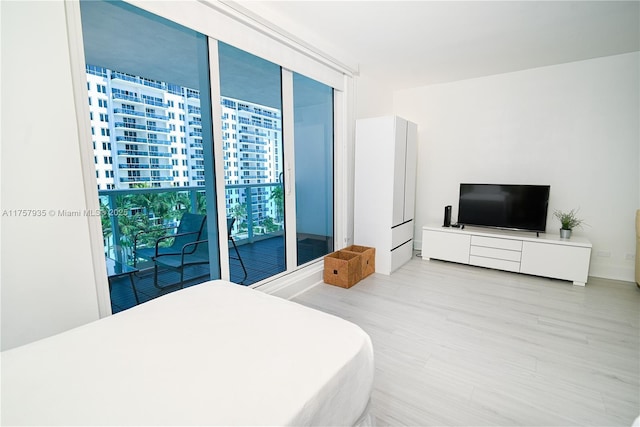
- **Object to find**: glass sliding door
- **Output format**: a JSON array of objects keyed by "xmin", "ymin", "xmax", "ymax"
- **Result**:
[
  {"xmin": 218, "ymin": 42, "xmax": 285, "ymax": 284},
  {"xmin": 80, "ymin": 0, "xmax": 219, "ymax": 312},
  {"xmin": 293, "ymin": 74, "xmax": 334, "ymax": 265}
]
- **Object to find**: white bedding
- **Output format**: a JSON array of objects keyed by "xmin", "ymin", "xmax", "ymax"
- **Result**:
[{"xmin": 1, "ymin": 280, "xmax": 374, "ymax": 426}]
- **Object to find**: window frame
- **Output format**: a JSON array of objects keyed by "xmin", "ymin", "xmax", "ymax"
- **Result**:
[{"xmin": 66, "ymin": 0, "xmax": 352, "ymax": 313}]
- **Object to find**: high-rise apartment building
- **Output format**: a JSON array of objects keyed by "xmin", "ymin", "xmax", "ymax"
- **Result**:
[{"xmin": 86, "ymin": 65, "xmax": 282, "ymax": 223}]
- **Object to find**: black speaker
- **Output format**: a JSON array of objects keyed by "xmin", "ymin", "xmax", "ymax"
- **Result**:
[{"xmin": 443, "ymin": 205, "xmax": 452, "ymax": 227}]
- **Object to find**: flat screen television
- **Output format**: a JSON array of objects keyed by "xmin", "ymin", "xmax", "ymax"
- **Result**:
[{"xmin": 458, "ymin": 184, "xmax": 550, "ymax": 233}]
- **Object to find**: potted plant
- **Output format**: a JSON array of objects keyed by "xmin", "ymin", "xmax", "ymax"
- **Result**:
[{"xmin": 553, "ymin": 208, "xmax": 584, "ymax": 239}]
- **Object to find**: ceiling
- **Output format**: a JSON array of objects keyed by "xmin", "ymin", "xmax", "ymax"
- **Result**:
[{"xmin": 242, "ymin": 1, "xmax": 640, "ymax": 90}]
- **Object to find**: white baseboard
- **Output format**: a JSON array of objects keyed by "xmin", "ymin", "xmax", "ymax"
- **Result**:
[{"xmin": 589, "ymin": 264, "xmax": 635, "ymax": 283}]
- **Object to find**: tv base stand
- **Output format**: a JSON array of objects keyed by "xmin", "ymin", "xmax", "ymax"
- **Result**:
[{"xmin": 421, "ymin": 225, "xmax": 592, "ymax": 286}]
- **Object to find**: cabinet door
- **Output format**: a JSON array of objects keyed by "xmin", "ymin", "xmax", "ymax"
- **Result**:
[
  {"xmin": 404, "ymin": 120, "xmax": 417, "ymax": 222},
  {"xmin": 422, "ymin": 229, "xmax": 470, "ymax": 264},
  {"xmin": 392, "ymin": 117, "xmax": 407, "ymax": 226},
  {"xmin": 521, "ymin": 241, "xmax": 591, "ymax": 283}
]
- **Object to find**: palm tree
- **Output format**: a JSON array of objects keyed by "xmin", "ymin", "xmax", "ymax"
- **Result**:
[
  {"xmin": 196, "ymin": 191, "xmax": 207, "ymax": 215},
  {"xmin": 116, "ymin": 211, "xmax": 152, "ymax": 264},
  {"xmin": 99, "ymin": 199, "xmax": 113, "ymax": 256},
  {"xmin": 231, "ymin": 203, "xmax": 247, "ymax": 233},
  {"xmin": 161, "ymin": 191, "xmax": 190, "ymax": 222},
  {"xmin": 269, "ymin": 185, "xmax": 284, "ymax": 222},
  {"xmin": 262, "ymin": 216, "xmax": 278, "ymax": 233}
]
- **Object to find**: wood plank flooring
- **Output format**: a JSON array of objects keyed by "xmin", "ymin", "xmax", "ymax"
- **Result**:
[{"xmin": 292, "ymin": 255, "xmax": 640, "ymax": 426}]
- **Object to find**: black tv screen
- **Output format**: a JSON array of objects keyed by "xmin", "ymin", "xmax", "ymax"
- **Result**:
[{"xmin": 458, "ymin": 184, "xmax": 550, "ymax": 232}]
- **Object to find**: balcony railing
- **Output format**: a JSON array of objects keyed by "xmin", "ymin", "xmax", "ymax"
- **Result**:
[
  {"xmin": 113, "ymin": 108, "xmax": 146, "ymax": 117},
  {"xmin": 117, "ymin": 150, "xmax": 149, "ymax": 156},
  {"xmin": 116, "ymin": 136, "xmax": 147, "ymax": 143},
  {"xmin": 114, "ymin": 122, "xmax": 147, "ymax": 130},
  {"xmin": 118, "ymin": 163, "xmax": 149, "ymax": 169},
  {"xmin": 112, "ymin": 93, "xmax": 143, "ymax": 103},
  {"xmin": 147, "ymin": 126, "xmax": 171, "ymax": 133},
  {"xmin": 98, "ymin": 183, "xmax": 284, "ymax": 265}
]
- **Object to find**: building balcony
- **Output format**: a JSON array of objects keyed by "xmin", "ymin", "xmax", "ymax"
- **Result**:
[
  {"xmin": 147, "ymin": 125, "xmax": 171, "ymax": 133},
  {"xmin": 147, "ymin": 139, "xmax": 171, "ymax": 146},
  {"xmin": 112, "ymin": 93, "xmax": 143, "ymax": 104},
  {"xmin": 114, "ymin": 122, "xmax": 147, "ymax": 130},
  {"xmin": 148, "ymin": 152, "xmax": 172, "ymax": 158},
  {"xmin": 118, "ymin": 164, "xmax": 150, "ymax": 169},
  {"xmin": 239, "ymin": 129, "xmax": 268, "ymax": 137},
  {"xmin": 119, "ymin": 177, "xmax": 151, "ymax": 182},
  {"xmin": 116, "ymin": 136, "xmax": 148, "ymax": 143},
  {"xmin": 143, "ymin": 98, "xmax": 169, "ymax": 108},
  {"xmin": 146, "ymin": 112, "xmax": 170, "ymax": 121},
  {"xmin": 117, "ymin": 150, "xmax": 149, "ymax": 156},
  {"xmin": 113, "ymin": 108, "xmax": 146, "ymax": 118},
  {"xmin": 110, "ymin": 72, "xmax": 167, "ymax": 91},
  {"xmin": 237, "ymin": 105, "xmax": 281, "ymax": 119},
  {"xmin": 239, "ymin": 148, "xmax": 268, "ymax": 154},
  {"xmin": 99, "ymin": 183, "xmax": 289, "ymax": 312}
]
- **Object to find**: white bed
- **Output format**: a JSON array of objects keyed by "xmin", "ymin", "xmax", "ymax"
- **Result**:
[{"xmin": 1, "ymin": 280, "xmax": 374, "ymax": 426}]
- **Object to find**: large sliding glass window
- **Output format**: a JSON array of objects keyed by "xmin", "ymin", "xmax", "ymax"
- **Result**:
[
  {"xmin": 293, "ymin": 74, "xmax": 334, "ymax": 265},
  {"xmin": 218, "ymin": 42, "xmax": 285, "ymax": 284},
  {"xmin": 77, "ymin": 1, "xmax": 340, "ymax": 304},
  {"xmin": 80, "ymin": 1, "xmax": 219, "ymax": 313}
]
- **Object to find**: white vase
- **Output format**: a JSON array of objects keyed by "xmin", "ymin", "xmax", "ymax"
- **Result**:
[{"xmin": 560, "ymin": 228, "xmax": 572, "ymax": 239}]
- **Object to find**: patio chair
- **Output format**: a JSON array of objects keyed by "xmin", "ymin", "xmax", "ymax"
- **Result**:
[
  {"xmin": 227, "ymin": 217, "xmax": 248, "ymax": 284},
  {"xmin": 133, "ymin": 212, "xmax": 206, "ymax": 269},
  {"xmin": 153, "ymin": 219, "xmax": 211, "ymax": 289}
]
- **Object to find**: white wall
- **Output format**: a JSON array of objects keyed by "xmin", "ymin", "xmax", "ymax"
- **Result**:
[
  {"xmin": 355, "ymin": 74, "xmax": 394, "ymax": 119},
  {"xmin": 1, "ymin": 1, "xmax": 101, "ymax": 350},
  {"xmin": 394, "ymin": 53, "xmax": 639, "ymax": 282}
]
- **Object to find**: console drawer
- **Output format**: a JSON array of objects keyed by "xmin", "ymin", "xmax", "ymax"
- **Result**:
[
  {"xmin": 470, "ymin": 245, "xmax": 521, "ymax": 262},
  {"xmin": 469, "ymin": 255, "xmax": 521, "ymax": 273},
  {"xmin": 471, "ymin": 235, "xmax": 522, "ymax": 251}
]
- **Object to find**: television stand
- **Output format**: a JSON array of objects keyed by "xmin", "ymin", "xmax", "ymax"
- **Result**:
[{"xmin": 421, "ymin": 225, "xmax": 592, "ymax": 286}]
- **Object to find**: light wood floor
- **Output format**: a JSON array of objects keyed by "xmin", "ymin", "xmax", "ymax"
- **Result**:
[{"xmin": 293, "ymin": 255, "xmax": 640, "ymax": 426}]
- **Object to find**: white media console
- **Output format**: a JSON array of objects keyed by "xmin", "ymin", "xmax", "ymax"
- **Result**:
[{"xmin": 421, "ymin": 225, "xmax": 592, "ymax": 286}]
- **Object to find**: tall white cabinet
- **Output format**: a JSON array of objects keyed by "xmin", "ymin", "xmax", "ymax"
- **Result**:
[{"xmin": 354, "ymin": 116, "xmax": 418, "ymax": 274}]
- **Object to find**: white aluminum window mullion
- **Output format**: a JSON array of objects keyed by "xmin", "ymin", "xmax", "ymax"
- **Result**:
[
  {"xmin": 333, "ymin": 85, "xmax": 346, "ymax": 250},
  {"xmin": 208, "ymin": 39, "xmax": 231, "ymax": 281},
  {"xmin": 281, "ymin": 68, "xmax": 298, "ymax": 271}
]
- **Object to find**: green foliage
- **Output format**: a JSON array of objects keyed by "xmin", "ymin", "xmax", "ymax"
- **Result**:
[
  {"xmin": 103, "ymin": 190, "xmax": 195, "ymax": 264},
  {"xmin": 230, "ymin": 203, "xmax": 247, "ymax": 232},
  {"xmin": 269, "ymin": 185, "xmax": 284, "ymax": 222},
  {"xmin": 196, "ymin": 191, "xmax": 207, "ymax": 215},
  {"xmin": 262, "ymin": 216, "xmax": 278, "ymax": 233},
  {"xmin": 553, "ymin": 208, "xmax": 584, "ymax": 230}
]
